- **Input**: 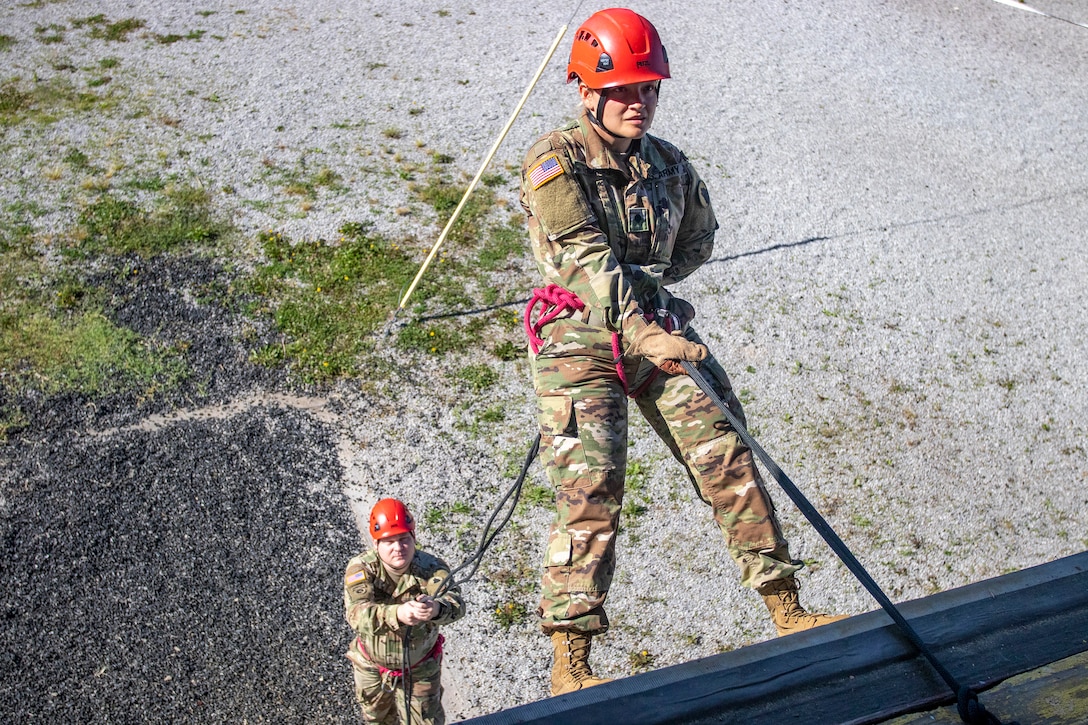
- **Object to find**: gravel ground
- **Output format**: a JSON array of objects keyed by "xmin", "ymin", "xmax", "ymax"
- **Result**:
[{"xmin": 2, "ymin": 1, "xmax": 1086, "ymax": 722}]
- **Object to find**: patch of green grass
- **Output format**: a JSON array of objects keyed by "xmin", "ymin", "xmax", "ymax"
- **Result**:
[
  {"xmin": 243, "ymin": 223, "xmax": 419, "ymax": 382},
  {"xmin": 70, "ymin": 14, "xmax": 107, "ymax": 29},
  {"xmin": 155, "ymin": 29, "xmax": 206, "ymax": 44},
  {"xmin": 34, "ymin": 23, "xmax": 66, "ymax": 44},
  {"xmin": 266, "ymin": 158, "xmax": 344, "ymax": 200},
  {"xmin": 72, "ymin": 185, "xmax": 225, "ymax": 257},
  {"xmin": 239, "ymin": 158, "xmax": 527, "ymax": 383},
  {"xmin": 450, "ymin": 363, "xmax": 498, "ymax": 392},
  {"xmin": 493, "ymin": 339, "xmax": 523, "ymax": 361},
  {"xmin": 0, "ymin": 75, "xmax": 117, "ymax": 126},
  {"xmin": 1, "ymin": 311, "xmax": 188, "ymax": 398},
  {"xmin": 474, "ymin": 217, "xmax": 524, "ymax": 271},
  {"xmin": 492, "ymin": 600, "xmax": 527, "ymax": 629},
  {"xmin": 629, "ymin": 648, "xmax": 655, "ymax": 672},
  {"xmin": 517, "ymin": 484, "xmax": 554, "ymax": 511},
  {"xmin": 122, "ymin": 174, "xmax": 168, "ymax": 191},
  {"xmin": 478, "ymin": 405, "xmax": 505, "ymax": 424},
  {"xmin": 412, "ymin": 176, "xmax": 497, "ymax": 248},
  {"xmin": 88, "ymin": 17, "xmax": 146, "ymax": 42},
  {"xmin": 0, "ymin": 81, "xmax": 33, "ymax": 124},
  {"xmin": 0, "ymin": 199, "xmax": 190, "ymax": 434},
  {"xmin": 626, "ymin": 459, "xmax": 648, "ymax": 493},
  {"xmin": 396, "ymin": 319, "xmax": 461, "ymax": 355},
  {"xmin": 0, "ymin": 407, "xmax": 29, "ymax": 440},
  {"xmin": 0, "ymin": 35, "xmax": 17, "ymax": 52}
]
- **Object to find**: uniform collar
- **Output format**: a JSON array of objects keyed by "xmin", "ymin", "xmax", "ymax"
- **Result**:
[{"xmin": 577, "ymin": 110, "xmax": 665, "ymax": 177}]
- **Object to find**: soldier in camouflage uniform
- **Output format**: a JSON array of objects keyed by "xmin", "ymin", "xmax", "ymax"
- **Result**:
[
  {"xmin": 343, "ymin": 499, "xmax": 465, "ymax": 724},
  {"xmin": 520, "ymin": 8, "xmax": 845, "ymax": 697}
]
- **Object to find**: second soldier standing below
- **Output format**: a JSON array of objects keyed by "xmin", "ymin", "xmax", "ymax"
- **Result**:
[
  {"xmin": 343, "ymin": 498, "xmax": 465, "ymax": 724},
  {"xmin": 520, "ymin": 7, "xmax": 845, "ymax": 697}
]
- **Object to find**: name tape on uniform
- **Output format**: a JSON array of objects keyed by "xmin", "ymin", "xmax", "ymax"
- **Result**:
[{"xmin": 529, "ymin": 153, "xmax": 564, "ymax": 190}]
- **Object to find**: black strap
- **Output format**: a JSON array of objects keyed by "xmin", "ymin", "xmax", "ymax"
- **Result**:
[
  {"xmin": 679, "ymin": 360, "xmax": 1012, "ymax": 725},
  {"xmin": 432, "ymin": 435, "xmax": 540, "ymax": 599}
]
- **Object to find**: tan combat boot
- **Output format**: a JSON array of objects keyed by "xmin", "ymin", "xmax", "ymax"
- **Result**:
[
  {"xmin": 759, "ymin": 577, "xmax": 848, "ymax": 636},
  {"xmin": 549, "ymin": 631, "xmax": 612, "ymax": 696}
]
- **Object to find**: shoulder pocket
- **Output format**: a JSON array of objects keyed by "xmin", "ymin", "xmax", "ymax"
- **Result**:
[{"xmin": 525, "ymin": 153, "xmax": 593, "ymax": 239}]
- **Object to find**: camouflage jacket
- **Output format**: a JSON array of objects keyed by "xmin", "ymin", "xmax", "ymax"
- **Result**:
[
  {"xmin": 343, "ymin": 548, "xmax": 464, "ymax": 669},
  {"xmin": 519, "ymin": 110, "xmax": 718, "ymax": 344}
]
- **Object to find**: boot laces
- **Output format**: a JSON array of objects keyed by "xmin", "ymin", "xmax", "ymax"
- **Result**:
[{"xmin": 559, "ymin": 636, "xmax": 602, "ymax": 684}]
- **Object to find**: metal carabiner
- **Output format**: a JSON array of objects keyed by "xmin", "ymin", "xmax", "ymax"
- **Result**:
[{"xmin": 653, "ymin": 308, "xmax": 682, "ymax": 333}]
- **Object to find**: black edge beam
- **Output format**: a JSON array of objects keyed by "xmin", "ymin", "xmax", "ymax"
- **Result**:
[{"xmin": 462, "ymin": 551, "xmax": 1088, "ymax": 725}]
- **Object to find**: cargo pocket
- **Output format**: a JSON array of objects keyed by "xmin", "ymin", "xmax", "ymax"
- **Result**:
[
  {"xmin": 537, "ymin": 395, "xmax": 590, "ymax": 478},
  {"xmin": 544, "ymin": 531, "xmax": 573, "ymax": 567},
  {"xmin": 538, "ymin": 394, "xmax": 575, "ymax": 438}
]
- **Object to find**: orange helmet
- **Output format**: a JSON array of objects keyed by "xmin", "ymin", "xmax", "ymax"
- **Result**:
[
  {"xmin": 369, "ymin": 498, "xmax": 415, "ymax": 541},
  {"xmin": 567, "ymin": 8, "xmax": 670, "ymax": 89}
]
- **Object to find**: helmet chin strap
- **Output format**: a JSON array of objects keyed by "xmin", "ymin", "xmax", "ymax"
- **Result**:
[
  {"xmin": 588, "ymin": 90, "xmax": 624, "ymax": 139},
  {"xmin": 587, "ymin": 83, "xmax": 661, "ymax": 142}
]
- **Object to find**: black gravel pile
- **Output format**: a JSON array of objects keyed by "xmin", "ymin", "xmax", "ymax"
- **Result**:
[
  {"xmin": 0, "ymin": 249, "xmax": 363, "ymax": 722},
  {"xmin": 0, "ymin": 406, "xmax": 359, "ymax": 723}
]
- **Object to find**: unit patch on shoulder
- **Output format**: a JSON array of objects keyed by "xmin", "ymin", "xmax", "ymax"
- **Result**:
[
  {"xmin": 696, "ymin": 180, "xmax": 711, "ymax": 208},
  {"xmin": 529, "ymin": 153, "xmax": 565, "ymax": 190},
  {"xmin": 345, "ymin": 570, "xmax": 367, "ymax": 586}
]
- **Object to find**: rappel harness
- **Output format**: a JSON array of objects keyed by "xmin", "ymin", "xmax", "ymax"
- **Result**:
[
  {"xmin": 524, "ymin": 283, "xmax": 668, "ymax": 398},
  {"xmin": 356, "ymin": 633, "xmax": 444, "ymax": 691}
]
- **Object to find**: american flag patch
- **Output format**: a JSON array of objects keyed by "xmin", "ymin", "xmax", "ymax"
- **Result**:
[
  {"xmin": 345, "ymin": 570, "xmax": 366, "ymax": 585},
  {"xmin": 529, "ymin": 153, "xmax": 564, "ymax": 189}
]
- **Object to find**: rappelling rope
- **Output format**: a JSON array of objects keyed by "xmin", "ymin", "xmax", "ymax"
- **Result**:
[
  {"xmin": 678, "ymin": 359, "xmax": 1014, "ymax": 725},
  {"xmin": 396, "ymin": 434, "xmax": 541, "ymax": 722},
  {"xmin": 432, "ymin": 434, "xmax": 540, "ymax": 600}
]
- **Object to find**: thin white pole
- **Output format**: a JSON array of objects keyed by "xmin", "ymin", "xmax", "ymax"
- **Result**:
[{"xmin": 394, "ymin": 22, "xmax": 570, "ymax": 314}]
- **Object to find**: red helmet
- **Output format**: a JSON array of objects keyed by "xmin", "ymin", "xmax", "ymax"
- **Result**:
[
  {"xmin": 369, "ymin": 498, "xmax": 415, "ymax": 541},
  {"xmin": 567, "ymin": 8, "xmax": 670, "ymax": 89}
]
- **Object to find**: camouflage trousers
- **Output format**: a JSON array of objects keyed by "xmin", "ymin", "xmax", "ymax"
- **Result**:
[
  {"xmin": 532, "ymin": 318, "xmax": 802, "ymax": 635},
  {"xmin": 350, "ymin": 656, "xmax": 444, "ymax": 725}
]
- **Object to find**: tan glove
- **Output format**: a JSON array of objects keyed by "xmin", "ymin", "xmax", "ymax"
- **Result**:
[{"xmin": 627, "ymin": 322, "xmax": 708, "ymax": 369}]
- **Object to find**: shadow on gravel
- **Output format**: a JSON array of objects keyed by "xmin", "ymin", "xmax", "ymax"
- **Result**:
[
  {"xmin": 0, "ymin": 405, "xmax": 359, "ymax": 723},
  {"xmin": 709, "ymin": 186, "xmax": 1088, "ymax": 265}
]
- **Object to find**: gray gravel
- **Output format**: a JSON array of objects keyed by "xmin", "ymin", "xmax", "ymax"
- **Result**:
[{"xmin": 1, "ymin": 0, "xmax": 1086, "ymax": 722}]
